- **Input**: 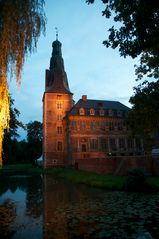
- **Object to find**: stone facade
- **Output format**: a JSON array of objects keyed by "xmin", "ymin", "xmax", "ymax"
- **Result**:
[{"xmin": 43, "ymin": 38, "xmax": 144, "ymax": 170}]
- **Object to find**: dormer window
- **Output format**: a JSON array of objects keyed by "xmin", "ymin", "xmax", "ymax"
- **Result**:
[
  {"xmin": 109, "ymin": 109, "xmax": 113, "ymax": 117},
  {"xmin": 79, "ymin": 107, "xmax": 85, "ymax": 115},
  {"xmin": 99, "ymin": 109, "xmax": 105, "ymax": 116},
  {"xmin": 117, "ymin": 110, "xmax": 122, "ymax": 117},
  {"xmin": 90, "ymin": 108, "xmax": 95, "ymax": 115}
]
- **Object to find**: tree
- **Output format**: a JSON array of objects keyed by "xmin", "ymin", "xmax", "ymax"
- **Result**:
[
  {"xmin": 26, "ymin": 121, "xmax": 42, "ymax": 165},
  {"xmin": 86, "ymin": 0, "xmax": 159, "ymax": 150},
  {"xmin": 0, "ymin": 0, "xmax": 46, "ymax": 166},
  {"xmin": 128, "ymin": 80, "xmax": 159, "ymax": 150},
  {"xmin": 2, "ymin": 95, "xmax": 24, "ymax": 164},
  {"xmin": 86, "ymin": 0, "xmax": 159, "ymax": 81}
]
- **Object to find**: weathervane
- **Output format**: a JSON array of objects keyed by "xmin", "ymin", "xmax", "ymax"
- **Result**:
[{"xmin": 55, "ymin": 27, "xmax": 58, "ymax": 40}]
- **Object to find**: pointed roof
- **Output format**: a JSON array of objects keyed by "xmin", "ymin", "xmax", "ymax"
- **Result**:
[{"xmin": 45, "ymin": 38, "xmax": 72, "ymax": 94}]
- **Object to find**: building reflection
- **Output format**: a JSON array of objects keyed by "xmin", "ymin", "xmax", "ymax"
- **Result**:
[{"xmin": 43, "ymin": 174, "xmax": 98, "ymax": 239}]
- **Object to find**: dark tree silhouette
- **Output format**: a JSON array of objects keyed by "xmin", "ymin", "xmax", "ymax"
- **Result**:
[
  {"xmin": 26, "ymin": 121, "xmax": 42, "ymax": 165},
  {"xmin": 86, "ymin": 0, "xmax": 159, "ymax": 81}
]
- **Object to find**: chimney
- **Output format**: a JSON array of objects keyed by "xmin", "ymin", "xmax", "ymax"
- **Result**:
[{"xmin": 82, "ymin": 95, "xmax": 87, "ymax": 101}]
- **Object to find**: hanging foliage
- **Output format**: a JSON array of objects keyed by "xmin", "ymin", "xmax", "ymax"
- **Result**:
[{"xmin": 0, "ymin": 0, "xmax": 46, "ymax": 166}]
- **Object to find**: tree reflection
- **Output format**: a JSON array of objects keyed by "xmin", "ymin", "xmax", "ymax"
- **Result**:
[
  {"xmin": 25, "ymin": 175, "xmax": 43, "ymax": 218},
  {"xmin": 0, "ymin": 200, "xmax": 16, "ymax": 238}
]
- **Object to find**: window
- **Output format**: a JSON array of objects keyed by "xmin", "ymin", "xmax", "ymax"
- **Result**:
[
  {"xmin": 57, "ymin": 115, "xmax": 62, "ymax": 120},
  {"xmin": 119, "ymin": 138, "xmax": 125, "ymax": 149},
  {"xmin": 135, "ymin": 137, "xmax": 142, "ymax": 150},
  {"xmin": 127, "ymin": 138, "xmax": 134, "ymax": 149},
  {"xmin": 57, "ymin": 95, "xmax": 62, "ymax": 99},
  {"xmin": 57, "ymin": 126, "xmax": 62, "ymax": 134},
  {"xmin": 90, "ymin": 121, "xmax": 96, "ymax": 131},
  {"xmin": 99, "ymin": 109, "xmax": 105, "ymax": 116},
  {"xmin": 57, "ymin": 141, "xmax": 62, "ymax": 151},
  {"xmin": 109, "ymin": 122, "xmax": 114, "ymax": 131},
  {"xmin": 71, "ymin": 121, "xmax": 77, "ymax": 130},
  {"xmin": 81, "ymin": 144, "xmax": 87, "ymax": 152},
  {"xmin": 109, "ymin": 109, "xmax": 113, "ymax": 117},
  {"xmin": 100, "ymin": 122, "xmax": 105, "ymax": 131},
  {"xmin": 109, "ymin": 138, "xmax": 116, "ymax": 151},
  {"xmin": 80, "ymin": 121, "xmax": 85, "ymax": 132},
  {"xmin": 118, "ymin": 122, "xmax": 123, "ymax": 130},
  {"xmin": 100, "ymin": 138, "xmax": 107, "ymax": 151},
  {"xmin": 79, "ymin": 107, "xmax": 85, "ymax": 115},
  {"xmin": 117, "ymin": 110, "xmax": 122, "ymax": 117},
  {"xmin": 90, "ymin": 139, "xmax": 98, "ymax": 150},
  {"xmin": 90, "ymin": 108, "xmax": 95, "ymax": 115},
  {"xmin": 57, "ymin": 101, "xmax": 62, "ymax": 109}
]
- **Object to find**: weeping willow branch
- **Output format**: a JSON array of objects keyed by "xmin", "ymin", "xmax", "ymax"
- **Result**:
[{"xmin": 0, "ymin": 0, "xmax": 46, "ymax": 166}]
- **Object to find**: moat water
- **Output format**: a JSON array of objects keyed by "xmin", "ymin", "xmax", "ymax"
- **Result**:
[{"xmin": 0, "ymin": 175, "xmax": 159, "ymax": 239}]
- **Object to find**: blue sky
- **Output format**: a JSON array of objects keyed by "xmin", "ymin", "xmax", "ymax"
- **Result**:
[{"xmin": 9, "ymin": 0, "xmax": 138, "ymax": 139}]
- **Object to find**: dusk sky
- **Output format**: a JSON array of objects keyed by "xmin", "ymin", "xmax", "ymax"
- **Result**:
[{"xmin": 9, "ymin": 0, "xmax": 139, "ymax": 139}]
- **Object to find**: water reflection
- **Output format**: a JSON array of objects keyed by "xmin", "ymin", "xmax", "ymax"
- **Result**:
[
  {"xmin": 0, "ymin": 175, "xmax": 43, "ymax": 239},
  {"xmin": 43, "ymin": 175, "xmax": 159, "ymax": 239},
  {"xmin": 0, "ymin": 175, "xmax": 159, "ymax": 239}
]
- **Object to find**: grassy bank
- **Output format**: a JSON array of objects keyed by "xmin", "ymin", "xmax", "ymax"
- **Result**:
[
  {"xmin": 0, "ymin": 164, "xmax": 159, "ymax": 191},
  {"xmin": 57, "ymin": 168, "xmax": 125, "ymax": 190}
]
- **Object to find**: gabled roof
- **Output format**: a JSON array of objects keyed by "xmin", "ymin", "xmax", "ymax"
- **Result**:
[{"xmin": 67, "ymin": 98, "xmax": 130, "ymax": 117}]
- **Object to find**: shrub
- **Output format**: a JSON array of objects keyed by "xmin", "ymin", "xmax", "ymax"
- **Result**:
[{"xmin": 124, "ymin": 168, "xmax": 149, "ymax": 192}]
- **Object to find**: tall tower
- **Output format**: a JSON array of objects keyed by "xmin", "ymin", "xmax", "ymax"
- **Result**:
[{"xmin": 43, "ymin": 36, "xmax": 73, "ymax": 168}]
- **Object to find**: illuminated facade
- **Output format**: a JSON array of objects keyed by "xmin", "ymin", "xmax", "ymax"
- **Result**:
[
  {"xmin": 43, "ymin": 38, "xmax": 73, "ymax": 167},
  {"xmin": 43, "ymin": 38, "xmax": 143, "ymax": 168}
]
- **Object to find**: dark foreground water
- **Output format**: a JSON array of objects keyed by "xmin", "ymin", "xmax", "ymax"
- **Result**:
[{"xmin": 0, "ymin": 175, "xmax": 159, "ymax": 239}]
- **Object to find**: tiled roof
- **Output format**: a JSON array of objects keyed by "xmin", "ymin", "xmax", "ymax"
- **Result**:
[{"xmin": 67, "ymin": 98, "xmax": 130, "ymax": 117}]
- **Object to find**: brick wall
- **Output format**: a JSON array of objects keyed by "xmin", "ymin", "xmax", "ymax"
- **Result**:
[{"xmin": 74, "ymin": 156, "xmax": 156, "ymax": 175}]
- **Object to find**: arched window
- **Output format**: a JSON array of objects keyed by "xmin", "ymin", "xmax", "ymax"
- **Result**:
[
  {"xmin": 79, "ymin": 107, "xmax": 85, "ymax": 115},
  {"xmin": 90, "ymin": 108, "xmax": 95, "ymax": 115}
]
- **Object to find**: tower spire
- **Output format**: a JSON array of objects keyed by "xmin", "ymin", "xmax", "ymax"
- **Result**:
[
  {"xmin": 45, "ymin": 35, "xmax": 72, "ymax": 95},
  {"xmin": 55, "ymin": 27, "xmax": 58, "ymax": 40}
]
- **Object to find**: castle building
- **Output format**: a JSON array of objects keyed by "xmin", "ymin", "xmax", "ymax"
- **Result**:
[{"xmin": 43, "ymin": 38, "xmax": 143, "ymax": 168}]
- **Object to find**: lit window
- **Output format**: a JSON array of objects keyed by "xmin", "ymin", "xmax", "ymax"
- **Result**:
[
  {"xmin": 57, "ymin": 115, "xmax": 62, "ymax": 120},
  {"xmin": 57, "ymin": 101, "xmax": 62, "ymax": 109},
  {"xmin": 57, "ymin": 126, "xmax": 62, "ymax": 134},
  {"xmin": 57, "ymin": 141, "xmax": 62, "ymax": 151},
  {"xmin": 90, "ymin": 108, "xmax": 95, "ymax": 115},
  {"xmin": 79, "ymin": 108, "xmax": 85, "ymax": 115}
]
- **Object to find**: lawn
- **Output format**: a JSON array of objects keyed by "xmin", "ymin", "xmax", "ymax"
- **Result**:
[{"xmin": 0, "ymin": 164, "xmax": 159, "ymax": 191}]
